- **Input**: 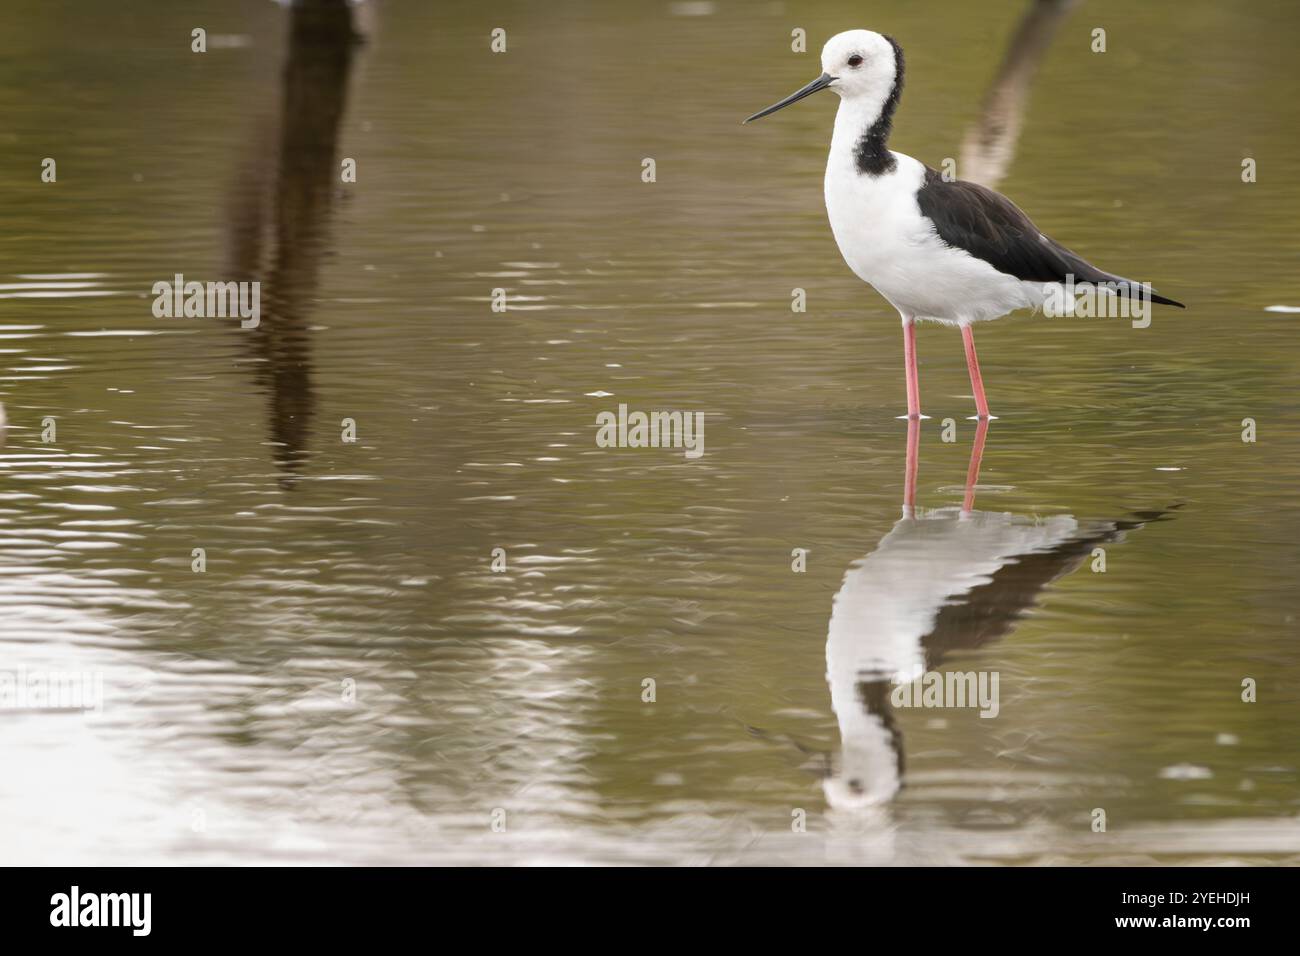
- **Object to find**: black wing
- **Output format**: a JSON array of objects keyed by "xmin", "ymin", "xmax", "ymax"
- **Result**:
[{"xmin": 916, "ymin": 166, "xmax": 1184, "ymax": 307}]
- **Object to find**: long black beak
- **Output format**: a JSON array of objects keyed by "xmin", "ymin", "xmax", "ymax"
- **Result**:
[{"xmin": 743, "ymin": 72, "xmax": 834, "ymax": 124}]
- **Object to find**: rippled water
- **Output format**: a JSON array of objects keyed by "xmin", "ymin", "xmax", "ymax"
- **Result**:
[{"xmin": 2, "ymin": 0, "xmax": 1298, "ymax": 865}]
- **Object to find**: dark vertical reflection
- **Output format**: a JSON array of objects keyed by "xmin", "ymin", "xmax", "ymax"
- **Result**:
[
  {"xmin": 227, "ymin": 0, "xmax": 359, "ymax": 483},
  {"xmin": 824, "ymin": 430, "xmax": 1173, "ymax": 810},
  {"xmin": 959, "ymin": 0, "xmax": 1078, "ymax": 188}
]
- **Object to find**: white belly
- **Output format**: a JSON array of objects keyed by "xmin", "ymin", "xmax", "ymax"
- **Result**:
[{"xmin": 824, "ymin": 151, "xmax": 1041, "ymax": 324}]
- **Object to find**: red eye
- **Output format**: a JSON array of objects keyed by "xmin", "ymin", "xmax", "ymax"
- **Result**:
[{"xmin": 848, "ymin": 54, "xmax": 863, "ymax": 67}]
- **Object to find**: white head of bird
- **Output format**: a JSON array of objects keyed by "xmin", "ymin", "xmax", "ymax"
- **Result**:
[
  {"xmin": 821, "ymin": 30, "xmax": 897, "ymax": 103},
  {"xmin": 743, "ymin": 30, "xmax": 900, "ymax": 124}
]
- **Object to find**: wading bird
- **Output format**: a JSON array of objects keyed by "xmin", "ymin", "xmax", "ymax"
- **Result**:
[{"xmin": 745, "ymin": 30, "xmax": 1183, "ymax": 420}]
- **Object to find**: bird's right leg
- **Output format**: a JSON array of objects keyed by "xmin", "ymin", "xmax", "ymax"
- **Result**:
[
  {"xmin": 901, "ymin": 314, "xmax": 921, "ymax": 419},
  {"xmin": 961, "ymin": 324, "xmax": 991, "ymax": 420}
]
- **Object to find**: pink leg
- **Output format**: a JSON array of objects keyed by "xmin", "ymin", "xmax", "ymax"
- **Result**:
[
  {"xmin": 961, "ymin": 416, "xmax": 990, "ymax": 514},
  {"xmin": 903, "ymin": 319, "xmax": 920, "ymax": 419},
  {"xmin": 962, "ymin": 324, "xmax": 991, "ymax": 419}
]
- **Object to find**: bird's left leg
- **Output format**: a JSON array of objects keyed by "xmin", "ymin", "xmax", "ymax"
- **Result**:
[{"xmin": 961, "ymin": 323, "xmax": 992, "ymax": 419}]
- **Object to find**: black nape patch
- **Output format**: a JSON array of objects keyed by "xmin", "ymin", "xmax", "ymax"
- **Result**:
[{"xmin": 854, "ymin": 35, "xmax": 904, "ymax": 176}]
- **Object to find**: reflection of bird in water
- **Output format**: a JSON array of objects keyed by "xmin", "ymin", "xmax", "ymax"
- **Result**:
[{"xmin": 824, "ymin": 420, "xmax": 1173, "ymax": 810}]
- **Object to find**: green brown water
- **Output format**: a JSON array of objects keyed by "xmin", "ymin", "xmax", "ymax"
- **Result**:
[{"xmin": 1, "ymin": 0, "xmax": 1298, "ymax": 864}]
